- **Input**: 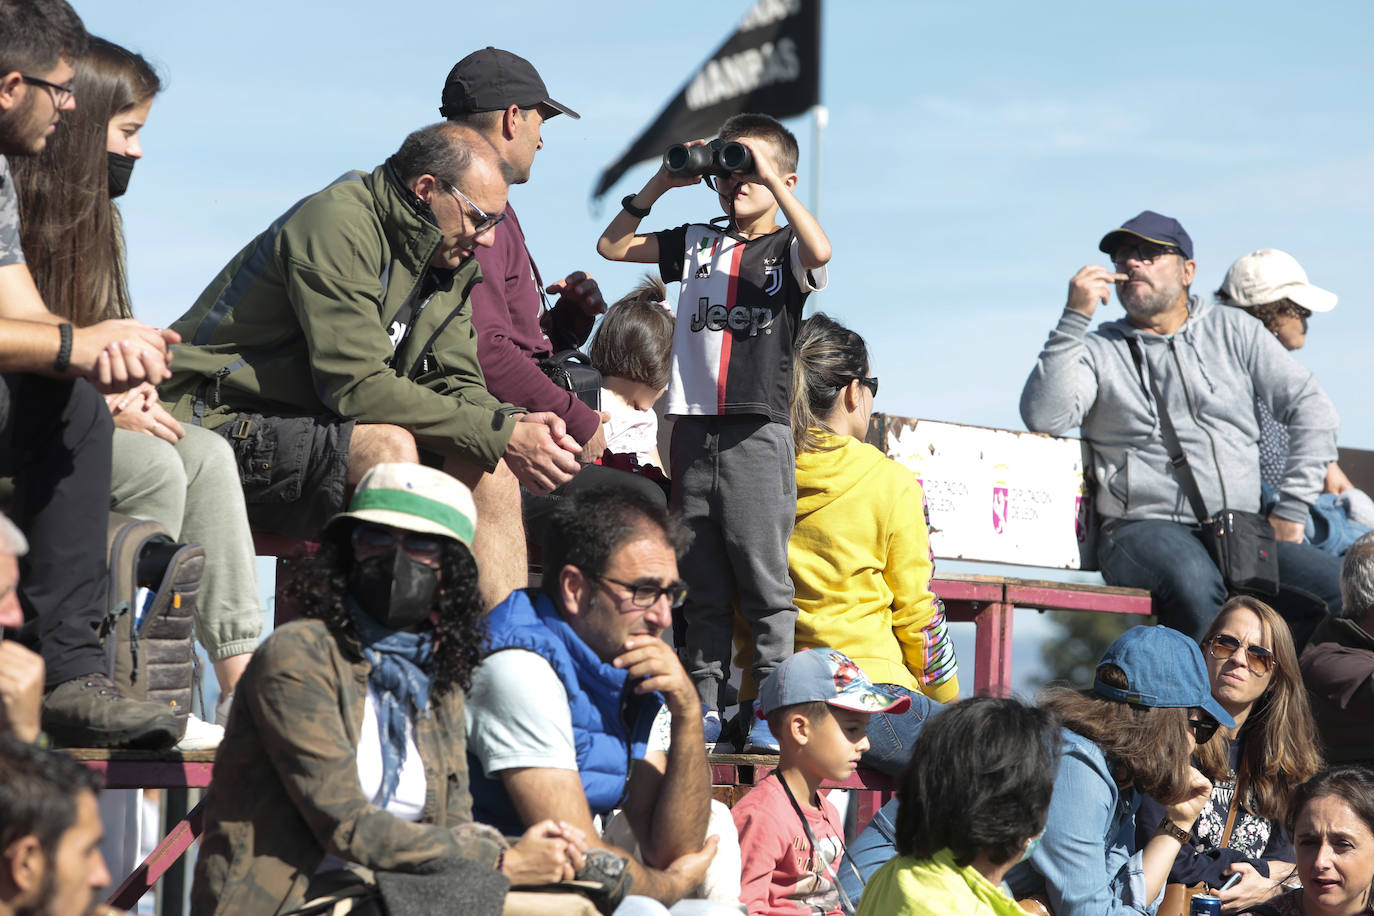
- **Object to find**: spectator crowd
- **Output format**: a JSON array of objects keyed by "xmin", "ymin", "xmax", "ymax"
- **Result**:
[{"xmin": 1, "ymin": 2, "xmax": 1373, "ymax": 915}]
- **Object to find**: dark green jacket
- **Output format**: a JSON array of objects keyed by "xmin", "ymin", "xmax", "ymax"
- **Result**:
[
  {"xmin": 191, "ymin": 620, "xmax": 501, "ymax": 915},
  {"xmin": 162, "ymin": 163, "xmax": 515, "ymax": 470}
]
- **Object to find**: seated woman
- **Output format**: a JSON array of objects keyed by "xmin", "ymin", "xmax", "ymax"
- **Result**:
[
  {"xmin": 855, "ymin": 696, "xmax": 1059, "ymax": 916},
  {"xmin": 998, "ymin": 625, "xmax": 1223, "ymax": 915},
  {"xmin": 742, "ymin": 312, "xmax": 955, "ymax": 762},
  {"xmin": 191, "ymin": 464, "xmax": 583, "ymax": 915},
  {"xmin": 12, "ymin": 37, "xmax": 262, "ymax": 733},
  {"xmin": 1242, "ymin": 766, "xmax": 1374, "ymax": 916},
  {"xmin": 1136, "ymin": 596, "xmax": 1320, "ymax": 910},
  {"xmin": 1217, "ymin": 249, "xmax": 1373, "ymax": 555}
]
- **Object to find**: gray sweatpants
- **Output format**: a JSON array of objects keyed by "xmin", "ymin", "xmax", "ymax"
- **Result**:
[
  {"xmin": 110, "ymin": 426, "xmax": 263, "ymax": 661},
  {"xmin": 671, "ymin": 415, "xmax": 796, "ymax": 709}
]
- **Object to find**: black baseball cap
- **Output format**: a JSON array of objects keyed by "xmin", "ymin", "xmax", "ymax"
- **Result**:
[
  {"xmin": 439, "ymin": 47, "xmax": 580, "ymax": 121},
  {"xmin": 1098, "ymin": 210, "xmax": 1194, "ymax": 261}
]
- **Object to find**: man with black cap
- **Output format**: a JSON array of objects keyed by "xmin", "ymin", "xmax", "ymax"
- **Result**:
[
  {"xmin": 439, "ymin": 48, "xmax": 608, "ymax": 458},
  {"xmin": 1020, "ymin": 210, "xmax": 1343, "ymax": 646}
]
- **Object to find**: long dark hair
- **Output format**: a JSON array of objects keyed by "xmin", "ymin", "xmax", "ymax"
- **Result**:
[
  {"xmin": 284, "ymin": 523, "xmax": 487, "ymax": 696},
  {"xmin": 896, "ymin": 696, "xmax": 1060, "ymax": 867},
  {"xmin": 1194, "ymin": 596, "xmax": 1322, "ymax": 820},
  {"xmin": 14, "ymin": 36, "xmax": 160, "ymax": 327},
  {"xmin": 1040, "ymin": 664, "xmax": 1197, "ymax": 803},
  {"xmin": 790, "ymin": 312, "xmax": 870, "ymax": 453}
]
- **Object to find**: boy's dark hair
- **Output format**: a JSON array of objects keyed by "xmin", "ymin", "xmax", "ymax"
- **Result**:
[
  {"xmin": 589, "ymin": 275, "xmax": 674, "ymax": 390},
  {"xmin": 765, "ymin": 700, "xmax": 831, "ymax": 739},
  {"xmin": 541, "ymin": 487, "xmax": 689, "ymax": 599},
  {"xmin": 0, "ymin": 0, "xmax": 88, "ymax": 76},
  {"xmin": 719, "ymin": 112, "xmax": 798, "ymax": 175},
  {"xmin": 0, "ymin": 734, "xmax": 102, "ymax": 862},
  {"xmin": 389, "ymin": 122, "xmax": 514, "ymax": 188},
  {"xmin": 896, "ymin": 696, "xmax": 1060, "ymax": 868},
  {"xmin": 791, "ymin": 312, "xmax": 870, "ymax": 453}
]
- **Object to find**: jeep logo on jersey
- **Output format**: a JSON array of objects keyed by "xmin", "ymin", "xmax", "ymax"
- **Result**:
[{"xmin": 689, "ymin": 297, "xmax": 776, "ymax": 336}]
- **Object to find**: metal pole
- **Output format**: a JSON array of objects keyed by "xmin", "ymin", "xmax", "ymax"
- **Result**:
[{"xmin": 808, "ymin": 104, "xmax": 828, "ymax": 313}]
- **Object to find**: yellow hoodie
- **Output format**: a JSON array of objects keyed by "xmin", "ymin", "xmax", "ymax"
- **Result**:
[{"xmin": 789, "ymin": 431, "xmax": 959, "ymax": 703}]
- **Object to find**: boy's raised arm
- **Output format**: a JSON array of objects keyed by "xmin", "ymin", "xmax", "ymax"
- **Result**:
[
  {"xmin": 596, "ymin": 143, "xmax": 707, "ymax": 264},
  {"xmin": 734, "ymin": 137, "xmax": 832, "ymax": 271}
]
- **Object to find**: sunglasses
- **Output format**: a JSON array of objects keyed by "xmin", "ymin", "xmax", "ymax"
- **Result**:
[
  {"xmin": 1207, "ymin": 633, "xmax": 1276, "ymax": 676},
  {"xmin": 444, "ymin": 181, "xmax": 506, "ymax": 235},
  {"xmin": 1110, "ymin": 243, "xmax": 1182, "ymax": 269},
  {"xmin": 351, "ymin": 524, "xmax": 445, "ymax": 565},
  {"xmin": 1188, "ymin": 713, "xmax": 1221, "ymax": 745}
]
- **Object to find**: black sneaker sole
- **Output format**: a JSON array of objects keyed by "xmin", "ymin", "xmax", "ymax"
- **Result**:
[{"xmin": 43, "ymin": 713, "xmax": 182, "ymax": 750}]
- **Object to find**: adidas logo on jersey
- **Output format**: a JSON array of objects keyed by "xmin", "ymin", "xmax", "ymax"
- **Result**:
[{"xmin": 696, "ymin": 265, "xmax": 711, "ymax": 279}]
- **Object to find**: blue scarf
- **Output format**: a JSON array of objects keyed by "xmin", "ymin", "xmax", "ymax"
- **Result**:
[{"xmin": 349, "ymin": 600, "xmax": 434, "ymax": 808}]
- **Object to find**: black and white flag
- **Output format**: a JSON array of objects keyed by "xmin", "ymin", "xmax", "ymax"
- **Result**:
[{"xmin": 591, "ymin": 0, "xmax": 821, "ymax": 201}]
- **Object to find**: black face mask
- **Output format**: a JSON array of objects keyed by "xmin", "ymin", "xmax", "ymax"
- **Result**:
[
  {"xmin": 107, "ymin": 151, "xmax": 136, "ymax": 199},
  {"xmin": 347, "ymin": 547, "xmax": 440, "ymax": 630}
]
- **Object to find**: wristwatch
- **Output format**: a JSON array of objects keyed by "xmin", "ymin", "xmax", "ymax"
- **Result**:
[
  {"xmin": 621, "ymin": 193, "xmax": 651, "ymax": 219},
  {"xmin": 1157, "ymin": 816, "xmax": 1191, "ymax": 843}
]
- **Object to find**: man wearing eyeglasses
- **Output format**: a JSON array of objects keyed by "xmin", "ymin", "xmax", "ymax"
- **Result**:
[
  {"xmin": 1021, "ymin": 210, "xmax": 1343, "ymax": 647},
  {"xmin": 161, "ymin": 122, "xmax": 581, "ymax": 609},
  {"xmin": 465, "ymin": 487, "xmax": 732, "ymax": 911},
  {"xmin": 0, "ymin": 0, "xmax": 187, "ymax": 750}
]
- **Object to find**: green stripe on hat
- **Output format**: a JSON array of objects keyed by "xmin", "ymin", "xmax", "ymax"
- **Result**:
[{"xmin": 347, "ymin": 488, "xmax": 475, "ymax": 545}]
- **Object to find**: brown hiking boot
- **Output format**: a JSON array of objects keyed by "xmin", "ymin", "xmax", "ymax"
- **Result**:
[{"xmin": 41, "ymin": 672, "xmax": 184, "ymax": 749}]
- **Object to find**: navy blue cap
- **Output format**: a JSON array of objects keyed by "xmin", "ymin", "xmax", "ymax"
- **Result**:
[
  {"xmin": 1093, "ymin": 625, "xmax": 1235, "ymax": 729},
  {"xmin": 1098, "ymin": 210, "xmax": 1194, "ymax": 261}
]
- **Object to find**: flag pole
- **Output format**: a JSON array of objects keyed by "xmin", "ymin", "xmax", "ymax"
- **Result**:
[{"xmin": 807, "ymin": 103, "xmax": 827, "ymax": 312}]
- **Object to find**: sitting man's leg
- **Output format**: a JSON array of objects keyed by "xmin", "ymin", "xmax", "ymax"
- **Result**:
[
  {"xmin": 443, "ymin": 455, "xmax": 524, "ymax": 611},
  {"xmin": 1096, "ymin": 516, "xmax": 1226, "ymax": 639},
  {"xmin": 1273, "ymin": 538, "xmax": 1343, "ymax": 651},
  {"xmin": 2, "ymin": 375, "xmax": 180, "ymax": 748}
]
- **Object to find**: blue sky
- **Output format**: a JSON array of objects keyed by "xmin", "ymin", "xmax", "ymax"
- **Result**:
[{"xmin": 84, "ymin": 0, "xmax": 1374, "ymax": 691}]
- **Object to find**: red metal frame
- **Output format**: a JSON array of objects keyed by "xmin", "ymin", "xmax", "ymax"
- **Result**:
[{"xmin": 67, "ymin": 751, "xmax": 214, "ymax": 910}]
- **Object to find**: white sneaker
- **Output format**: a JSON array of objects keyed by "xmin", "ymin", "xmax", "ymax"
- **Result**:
[{"xmin": 174, "ymin": 714, "xmax": 224, "ymax": 751}]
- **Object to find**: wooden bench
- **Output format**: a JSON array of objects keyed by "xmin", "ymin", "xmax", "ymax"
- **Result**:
[{"xmin": 64, "ymin": 748, "xmax": 215, "ymax": 911}]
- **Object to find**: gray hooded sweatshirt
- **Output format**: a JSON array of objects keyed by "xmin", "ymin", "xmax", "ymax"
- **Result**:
[{"xmin": 1020, "ymin": 296, "xmax": 1337, "ymax": 525}]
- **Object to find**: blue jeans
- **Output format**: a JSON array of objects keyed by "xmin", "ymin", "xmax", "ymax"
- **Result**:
[
  {"xmin": 1096, "ymin": 516, "xmax": 1342, "ymax": 647},
  {"xmin": 837, "ymin": 795, "xmax": 899, "ymax": 907},
  {"xmin": 862, "ymin": 684, "xmax": 940, "ymax": 776}
]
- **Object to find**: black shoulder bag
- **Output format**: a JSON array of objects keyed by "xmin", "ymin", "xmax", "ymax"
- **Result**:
[{"xmin": 1127, "ymin": 337, "xmax": 1279, "ymax": 597}]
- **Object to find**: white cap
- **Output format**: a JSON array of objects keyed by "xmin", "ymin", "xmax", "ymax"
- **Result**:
[{"xmin": 1219, "ymin": 248, "xmax": 1337, "ymax": 313}]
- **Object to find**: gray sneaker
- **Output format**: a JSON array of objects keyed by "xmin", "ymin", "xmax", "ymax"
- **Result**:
[{"xmin": 42, "ymin": 672, "xmax": 184, "ymax": 749}]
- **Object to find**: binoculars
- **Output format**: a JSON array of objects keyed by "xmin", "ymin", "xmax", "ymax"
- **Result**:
[{"xmin": 662, "ymin": 138, "xmax": 753, "ymax": 178}]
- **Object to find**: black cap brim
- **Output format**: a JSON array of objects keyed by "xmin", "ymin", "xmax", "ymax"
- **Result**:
[
  {"xmin": 1099, "ymin": 228, "xmax": 1177, "ymax": 257},
  {"xmin": 539, "ymin": 98, "xmax": 580, "ymax": 120}
]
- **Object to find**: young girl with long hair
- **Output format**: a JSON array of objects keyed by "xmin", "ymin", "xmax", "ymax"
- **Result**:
[{"xmin": 13, "ymin": 38, "xmax": 261, "ymax": 731}]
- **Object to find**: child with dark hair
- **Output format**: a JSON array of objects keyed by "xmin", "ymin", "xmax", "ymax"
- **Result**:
[
  {"xmin": 856, "ymin": 696, "xmax": 1060, "ymax": 915},
  {"xmin": 598, "ymin": 111, "xmax": 832, "ymax": 752},
  {"xmin": 588, "ymin": 274, "xmax": 673, "ymax": 472}
]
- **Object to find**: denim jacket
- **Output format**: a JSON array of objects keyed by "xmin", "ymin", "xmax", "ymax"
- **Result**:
[{"xmin": 1006, "ymin": 729, "xmax": 1160, "ymax": 915}]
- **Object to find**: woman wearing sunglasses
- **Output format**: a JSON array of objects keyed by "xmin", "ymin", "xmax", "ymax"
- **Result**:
[
  {"xmin": 1003, "ymin": 625, "xmax": 1226, "ymax": 916},
  {"xmin": 1137, "ymin": 596, "xmax": 1323, "ymax": 912}
]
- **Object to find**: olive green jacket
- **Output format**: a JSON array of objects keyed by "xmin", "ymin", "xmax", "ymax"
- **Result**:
[
  {"xmin": 161, "ymin": 162, "xmax": 515, "ymax": 470},
  {"xmin": 190, "ymin": 619, "xmax": 501, "ymax": 915}
]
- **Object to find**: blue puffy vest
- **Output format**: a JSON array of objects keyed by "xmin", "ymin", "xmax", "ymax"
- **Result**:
[{"xmin": 468, "ymin": 590, "xmax": 663, "ymax": 835}]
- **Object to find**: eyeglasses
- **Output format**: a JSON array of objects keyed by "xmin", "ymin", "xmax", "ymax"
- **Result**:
[
  {"xmin": 589, "ymin": 572, "xmax": 688, "ymax": 609},
  {"xmin": 1110, "ymin": 243, "xmax": 1182, "ymax": 269},
  {"xmin": 21, "ymin": 73, "xmax": 75, "ymax": 106},
  {"xmin": 1207, "ymin": 633, "xmax": 1276, "ymax": 676},
  {"xmin": 856, "ymin": 376, "xmax": 879, "ymax": 397},
  {"xmin": 352, "ymin": 524, "xmax": 445, "ymax": 565},
  {"xmin": 1188, "ymin": 712, "xmax": 1221, "ymax": 745},
  {"xmin": 444, "ymin": 182, "xmax": 506, "ymax": 235}
]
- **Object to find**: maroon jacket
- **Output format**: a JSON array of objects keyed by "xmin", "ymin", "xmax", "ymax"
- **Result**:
[{"xmin": 470, "ymin": 205, "xmax": 599, "ymax": 443}]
